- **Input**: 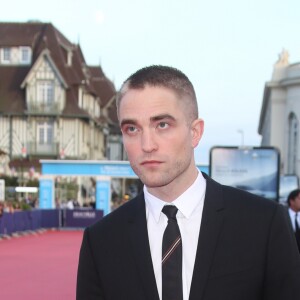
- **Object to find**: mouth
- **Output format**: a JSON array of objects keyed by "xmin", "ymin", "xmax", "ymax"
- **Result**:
[{"xmin": 141, "ymin": 160, "xmax": 163, "ymax": 166}]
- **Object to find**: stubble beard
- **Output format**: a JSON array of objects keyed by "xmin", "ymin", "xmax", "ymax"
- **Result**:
[{"xmin": 131, "ymin": 159, "xmax": 190, "ymax": 189}]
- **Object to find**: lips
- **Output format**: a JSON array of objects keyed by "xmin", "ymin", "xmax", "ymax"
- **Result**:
[{"xmin": 141, "ymin": 160, "xmax": 162, "ymax": 166}]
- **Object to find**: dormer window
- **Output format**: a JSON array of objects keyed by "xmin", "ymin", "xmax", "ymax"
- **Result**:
[
  {"xmin": 2, "ymin": 48, "xmax": 11, "ymax": 63},
  {"xmin": 0, "ymin": 46, "xmax": 32, "ymax": 65},
  {"xmin": 37, "ymin": 80, "xmax": 54, "ymax": 109},
  {"xmin": 20, "ymin": 47, "xmax": 31, "ymax": 64}
]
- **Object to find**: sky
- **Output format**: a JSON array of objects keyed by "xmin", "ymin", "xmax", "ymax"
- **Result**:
[{"xmin": 1, "ymin": 0, "xmax": 300, "ymax": 164}]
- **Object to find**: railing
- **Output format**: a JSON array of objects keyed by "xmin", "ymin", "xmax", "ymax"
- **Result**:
[
  {"xmin": 27, "ymin": 142, "xmax": 59, "ymax": 156},
  {"xmin": 26, "ymin": 102, "xmax": 60, "ymax": 115}
]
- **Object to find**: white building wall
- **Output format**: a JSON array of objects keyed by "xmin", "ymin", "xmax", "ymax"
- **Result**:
[
  {"xmin": 76, "ymin": 119, "xmax": 81, "ymax": 158},
  {"xmin": 285, "ymin": 86, "xmax": 300, "ymax": 175},
  {"xmin": 261, "ymin": 99, "xmax": 271, "ymax": 146},
  {"xmin": 269, "ymin": 88, "xmax": 286, "ymax": 150},
  {"xmin": 60, "ymin": 119, "xmax": 76, "ymax": 158},
  {"xmin": 0, "ymin": 116, "xmax": 10, "ymax": 154},
  {"xmin": 12, "ymin": 117, "xmax": 27, "ymax": 156}
]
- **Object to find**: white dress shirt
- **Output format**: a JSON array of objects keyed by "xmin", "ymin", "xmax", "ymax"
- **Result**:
[
  {"xmin": 288, "ymin": 207, "xmax": 300, "ymax": 232},
  {"xmin": 144, "ymin": 171, "xmax": 206, "ymax": 300}
]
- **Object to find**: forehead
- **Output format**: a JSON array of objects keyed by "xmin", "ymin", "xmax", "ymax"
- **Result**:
[{"xmin": 119, "ymin": 86, "xmax": 184, "ymax": 117}]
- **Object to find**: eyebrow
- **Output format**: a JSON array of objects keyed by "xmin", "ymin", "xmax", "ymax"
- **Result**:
[
  {"xmin": 150, "ymin": 114, "xmax": 176, "ymax": 122},
  {"xmin": 120, "ymin": 114, "xmax": 176, "ymax": 128},
  {"xmin": 120, "ymin": 118, "xmax": 137, "ymax": 127}
]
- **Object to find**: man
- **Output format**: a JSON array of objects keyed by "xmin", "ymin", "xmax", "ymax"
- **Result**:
[
  {"xmin": 287, "ymin": 189, "xmax": 300, "ymax": 251},
  {"xmin": 77, "ymin": 65, "xmax": 300, "ymax": 300}
]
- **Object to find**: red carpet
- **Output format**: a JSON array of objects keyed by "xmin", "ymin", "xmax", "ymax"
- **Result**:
[{"xmin": 0, "ymin": 230, "xmax": 83, "ymax": 300}]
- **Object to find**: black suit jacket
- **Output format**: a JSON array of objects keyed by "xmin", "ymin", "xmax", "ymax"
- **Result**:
[
  {"xmin": 77, "ymin": 174, "xmax": 300, "ymax": 300},
  {"xmin": 284, "ymin": 206, "xmax": 300, "ymax": 252}
]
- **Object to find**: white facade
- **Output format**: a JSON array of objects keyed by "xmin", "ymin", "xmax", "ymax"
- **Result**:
[{"xmin": 259, "ymin": 50, "xmax": 300, "ymax": 177}]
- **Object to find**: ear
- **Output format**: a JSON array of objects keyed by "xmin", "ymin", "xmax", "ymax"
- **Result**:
[{"xmin": 191, "ymin": 118, "xmax": 204, "ymax": 148}]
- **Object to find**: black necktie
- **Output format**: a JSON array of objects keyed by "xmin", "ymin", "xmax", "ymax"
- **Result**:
[{"xmin": 162, "ymin": 205, "xmax": 183, "ymax": 300}]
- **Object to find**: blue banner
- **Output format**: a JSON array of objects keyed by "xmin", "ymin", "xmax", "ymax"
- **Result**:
[
  {"xmin": 96, "ymin": 179, "xmax": 111, "ymax": 215},
  {"xmin": 39, "ymin": 178, "xmax": 54, "ymax": 209}
]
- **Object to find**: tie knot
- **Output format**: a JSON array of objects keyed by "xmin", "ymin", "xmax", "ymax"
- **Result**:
[{"xmin": 162, "ymin": 205, "xmax": 178, "ymax": 220}]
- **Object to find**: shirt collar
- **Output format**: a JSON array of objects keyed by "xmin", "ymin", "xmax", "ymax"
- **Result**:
[
  {"xmin": 289, "ymin": 207, "xmax": 299, "ymax": 217},
  {"xmin": 144, "ymin": 171, "xmax": 206, "ymax": 223}
]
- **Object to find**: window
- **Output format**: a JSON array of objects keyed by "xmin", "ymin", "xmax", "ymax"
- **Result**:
[
  {"xmin": 37, "ymin": 81, "xmax": 54, "ymax": 106},
  {"xmin": 36, "ymin": 121, "xmax": 56, "ymax": 154},
  {"xmin": 37, "ymin": 122, "xmax": 53, "ymax": 144},
  {"xmin": 20, "ymin": 47, "xmax": 31, "ymax": 64},
  {"xmin": 288, "ymin": 113, "xmax": 298, "ymax": 174},
  {"xmin": 2, "ymin": 48, "xmax": 11, "ymax": 63}
]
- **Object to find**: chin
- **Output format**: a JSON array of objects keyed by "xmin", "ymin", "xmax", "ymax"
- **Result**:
[{"xmin": 142, "ymin": 177, "xmax": 172, "ymax": 188}]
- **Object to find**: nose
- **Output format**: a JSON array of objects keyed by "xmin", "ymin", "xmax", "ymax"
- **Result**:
[{"xmin": 141, "ymin": 129, "xmax": 158, "ymax": 153}]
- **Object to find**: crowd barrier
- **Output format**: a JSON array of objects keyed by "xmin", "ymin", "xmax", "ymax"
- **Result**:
[{"xmin": 0, "ymin": 208, "xmax": 103, "ymax": 235}]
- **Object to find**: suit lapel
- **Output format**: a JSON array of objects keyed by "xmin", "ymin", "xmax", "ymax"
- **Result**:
[
  {"xmin": 127, "ymin": 193, "xmax": 160, "ymax": 300},
  {"xmin": 189, "ymin": 175, "xmax": 225, "ymax": 300}
]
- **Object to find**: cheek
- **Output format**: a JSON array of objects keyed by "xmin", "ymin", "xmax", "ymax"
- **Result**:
[
  {"xmin": 123, "ymin": 139, "xmax": 138, "ymax": 155},
  {"xmin": 165, "ymin": 138, "xmax": 190, "ymax": 156},
  {"xmin": 173, "ymin": 131, "xmax": 194, "ymax": 149}
]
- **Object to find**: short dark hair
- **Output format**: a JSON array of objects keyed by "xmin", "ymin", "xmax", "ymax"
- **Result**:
[
  {"xmin": 287, "ymin": 189, "xmax": 300, "ymax": 206},
  {"xmin": 116, "ymin": 65, "xmax": 198, "ymax": 121}
]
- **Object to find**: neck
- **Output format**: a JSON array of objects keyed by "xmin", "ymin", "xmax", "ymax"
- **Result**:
[
  {"xmin": 290, "ymin": 207, "xmax": 299, "ymax": 213},
  {"xmin": 147, "ymin": 166, "xmax": 199, "ymax": 202}
]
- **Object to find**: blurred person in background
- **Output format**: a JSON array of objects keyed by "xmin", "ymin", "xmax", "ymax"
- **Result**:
[{"xmin": 287, "ymin": 189, "xmax": 300, "ymax": 252}]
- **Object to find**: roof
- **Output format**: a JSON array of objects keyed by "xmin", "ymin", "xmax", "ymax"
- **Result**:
[
  {"xmin": 88, "ymin": 66, "xmax": 119, "ymax": 126},
  {"xmin": 0, "ymin": 22, "xmax": 116, "ymax": 122},
  {"xmin": 0, "ymin": 66, "xmax": 28, "ymax": 113}
]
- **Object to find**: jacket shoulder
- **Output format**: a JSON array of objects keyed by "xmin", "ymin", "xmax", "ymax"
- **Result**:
[{"xmin": 87, "ymin": 193, "xmax": 144, "ymax": 236}]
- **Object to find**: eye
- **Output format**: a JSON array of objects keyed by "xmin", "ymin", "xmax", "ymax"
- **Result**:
[
  {"xmin": 157, "ymin": 122, "xmax": 169, "ymax": 129},
  {"xmin": 124, "ymin": 125, "xmax": 138, "ymax": 135}
]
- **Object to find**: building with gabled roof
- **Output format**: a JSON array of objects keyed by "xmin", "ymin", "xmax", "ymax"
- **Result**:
[{"xmin": 0, "ymin": 21, "xmax": 122, "ymax": 178}]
